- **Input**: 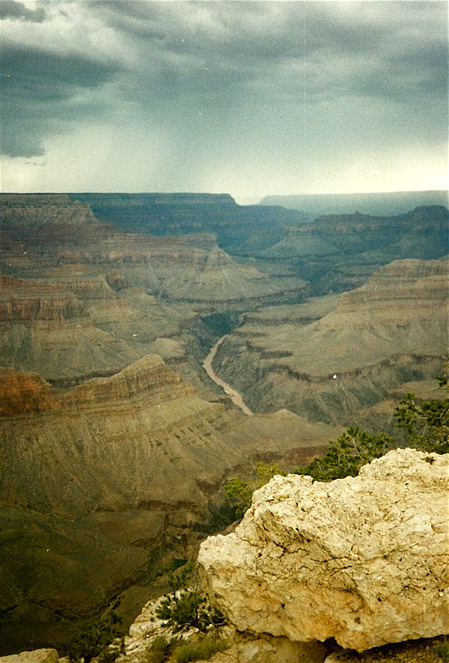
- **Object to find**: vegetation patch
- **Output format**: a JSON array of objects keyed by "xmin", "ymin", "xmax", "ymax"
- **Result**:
[
  {"xmin": 67, "ymin": 612, "xmax": 124, "ymax": 663},
  {"xmin": 173, "ymin": 635, "xmax": 229, "ymax": 662},
  {"xmin": 435, "ymin": 638, "xmax": 449, "ymax": 662},
  {"xmin": 145, "ymin": 635, "xmax": 179, "ymax": 663},
  {"xmin": 225, "ymin": 461, "xmax": 285, "ymax": 518},
  {"xmin": 155, "ymin": 590, "xmax": 226, "ymax": 633}
]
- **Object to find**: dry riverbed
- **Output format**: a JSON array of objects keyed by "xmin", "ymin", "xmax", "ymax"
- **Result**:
[{"xmin": 202, "ymin": 336, "xmax": 252, "ymax": 416}]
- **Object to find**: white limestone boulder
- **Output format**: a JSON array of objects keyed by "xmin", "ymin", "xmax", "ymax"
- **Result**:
[
  {"xmin": 0, "ymin": 650, "xmax": 59, "ymax": 663},
  {"xmin": 198, "ymin": 449, "xmax": 449, "ymax": 652}
]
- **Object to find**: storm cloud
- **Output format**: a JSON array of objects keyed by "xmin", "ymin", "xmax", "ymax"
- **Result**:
[{"xmin": 1, "ymin": 0, "xmax": 447, "ymax": 200}]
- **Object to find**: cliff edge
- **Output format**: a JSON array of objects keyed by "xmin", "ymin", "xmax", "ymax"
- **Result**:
[{"xmin": 198, "ymin": 449, "xmax": 449, "ymax": 652}]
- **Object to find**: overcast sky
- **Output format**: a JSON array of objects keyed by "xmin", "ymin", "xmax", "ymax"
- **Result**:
[{"xmin": 1, "ymin": 0, "xmax": 447, "ymax": 203}]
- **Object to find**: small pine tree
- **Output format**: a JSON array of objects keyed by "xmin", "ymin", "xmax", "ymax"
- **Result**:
[
  {"xmin": 394, "ymin": 371, "xmax": 449, "ymax": 454},
  {"xmin": 296, "ymin": 427, "xmax": 395, "ymax": 482},
  {"xmin": 168, "ymin": 562, "xmax": 195, "ymax": 595},
  {"xmin": 68, "ymin": 612, "xmax": 123, "ymax": 663}
]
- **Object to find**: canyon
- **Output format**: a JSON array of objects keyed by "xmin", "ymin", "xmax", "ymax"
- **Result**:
[
  {"xmin": 211, "ymin": 258, "xmax": 448, "ymax": 428},
  {"xmin": 0, "ymin": 192, "xmax": 447, "ymax": 655}
]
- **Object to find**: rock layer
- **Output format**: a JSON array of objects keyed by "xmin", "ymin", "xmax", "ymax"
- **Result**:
[{"xmin": 198, "ymin": 449, "xmax": 449, "ymax": 652}]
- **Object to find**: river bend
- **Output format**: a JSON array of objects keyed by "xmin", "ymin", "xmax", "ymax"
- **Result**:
[{"xmin": 202, "ymin": 336, "xmax": 252, "ymax": 416}]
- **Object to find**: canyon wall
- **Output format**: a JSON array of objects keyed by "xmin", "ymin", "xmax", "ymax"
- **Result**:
[{"xmin": 0, "ymin": 353, "xmax": 332, "ymax": 654}]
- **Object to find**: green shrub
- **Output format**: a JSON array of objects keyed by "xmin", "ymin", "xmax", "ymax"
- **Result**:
[
  {"xmin": 225, "ymin": 462, "xmax": 285, "ymax": 518},
  {"xmin": 295, "ymin": 426, "xmax": 395, "ymax": 482},
  {"xmin": 394, "ymin": 392, "xmax": 449, "ymax": 454},
  {"xmin": 97, "ymin": 649, "xmax": 120, "ymax": 663},
  {"xmin": 145, "ymin": 635, "xmax": 175, "ymax": 663},
  {"xmin": 435, "ymin": 639, "xmax": 449, "ymax": 662},
  {"xmin": 298, "ymin": 370, "xmax": 449, "ymax": 482},
  {"xmin": 173, "ymin": 635, "xmax": 229, "ymax": 663},
  {"xmin": 155, "ymin": 590, "xmax": 225, "ymax": 633},
  {"xmin": 168, "ymin": 562, "xmax": 195, "ymax": 595}
]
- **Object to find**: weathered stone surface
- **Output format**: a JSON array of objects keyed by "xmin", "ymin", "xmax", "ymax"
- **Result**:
[
  {"xmin": 207, "ymin": 629, "xmax": 327, "ymax": 663},
  {"xmin": 124, "ymin": 600, "xmax": 327, "ymax": 663},
  {"xmin": 198, "ymin": 449, "xmax": 449, "ymax": 652},
  {"xmin": 0, "ymin": 650, "xmax": 59, "ymax": 663}
]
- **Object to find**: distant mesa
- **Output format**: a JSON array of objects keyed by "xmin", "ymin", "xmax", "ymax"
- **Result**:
[{"xmin": 259, "ymin": 190, "xmax": 448, "ymax": 219}]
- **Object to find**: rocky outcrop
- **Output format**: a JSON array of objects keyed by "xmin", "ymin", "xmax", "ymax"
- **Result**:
[
  {"xmin": 70, "ymin": 192, "xmax": 302, "ymax": 254},
  {"xmin": 198, "ymin": 449, "xmax": 449, "ymax": 652},
  {"xmin": 0, "ymin": 277, "xmax": 84, "ymax": 322},
  {"xmin": 0, "ymin": 650, "xmax": 59, "ymax": 663},
  {"xmin": 1, "ymin": 194, "xmax": 305, "ymax": 308},
  {"xmin": 0, "ymin": 274, "xmax": 146, "ymax": 383},
  {"xmin": 0, "ymin": 368, "xmax": 59, "ymax": 415},
  {"xmin": 257, "ymin": 205, "xmax": 448, "ymax": 294},
  {"xmin": 0, "ymin": 355, "xmax": 228, "ymax": 519},
  {"xmin": 64, "ymin": 354, "xmax": 193, "ymax": 406},
  {"xmin": 262, "ymin": 206, "xmax": 449, "ymax": 263}
]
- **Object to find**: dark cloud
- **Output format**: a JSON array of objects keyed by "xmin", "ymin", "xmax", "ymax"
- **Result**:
[
  {"xmin": 92, "ymin": 1, "xmax": 447, "ymax": 108},
  {"xmin": 1, "ymin": 1, "xmax": 447, "ymax": 197},
  {"xmin": 0, "ymin": 0, "xmax": 46, "ymax": 22},
  {"xmin": 0, "ymin": 45, "xmax": 121, "ymax": 156}
]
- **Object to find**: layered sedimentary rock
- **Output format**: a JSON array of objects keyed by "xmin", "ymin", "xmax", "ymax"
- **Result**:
[
  {"xmin": 70, "ymin": 192, "xmax": 304, "ymax": 253},
  {"xmin": 0, "ymin": 350, "xmax": 334, "ymax": 654},
  {"xmin": 198, "ymin": 449, "xmax": 449, "ymax": 652},
  {"xmin": 0, "ymin": 355, "xmax": 223, "ymax": 519},
  {"xmin": 262, "ymin": 206, "xmax": 448, "ymax": 261},
  {"xmin": 1, "ymin": 194, "xmax": 304, "ymax": 308},
  {"xmin": 212, "ymin": 259, "xmax": 448, "ymax": 425},
  {"xmin": 0, "ymin": 367, "xmax": 59, "ymax": 415},
  {"xmin": 0, "ymin": 355, "xmax": 335, "ymax": 521},
  {"xmin": 258, "ymin": 205, "xmax": 449, "ymax": 293}
]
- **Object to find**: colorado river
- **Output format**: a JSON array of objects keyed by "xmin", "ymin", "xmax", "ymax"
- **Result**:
[{"xmin": 202, "ymin": 336, "xmax": 253, "ymax": 416}]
